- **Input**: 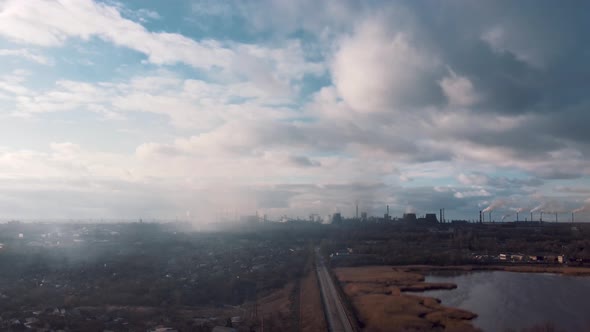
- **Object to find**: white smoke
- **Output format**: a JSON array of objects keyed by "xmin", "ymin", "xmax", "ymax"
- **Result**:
[
  {"xmin": 573, "ymin": 198, "xmax": 590, "ymax": 214},
  {"xmin": 529, "ymin": 199, "xmax": 569, "ymax": 215},
  {"xmin": 531, "ymin": 203, "xmax": 545, "ymax": 213},
  {"xmin": 405, "ymin": 205, "xmax": 416, "ymax": 214},
  {"xmin": 482, "ymin": 199, "xmax": 506, "ymax": 213}
]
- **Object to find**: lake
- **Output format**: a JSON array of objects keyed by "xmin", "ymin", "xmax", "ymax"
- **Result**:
[{"xmin": 422, "ymin": 271, "xmax": 590, "ymax": 332}]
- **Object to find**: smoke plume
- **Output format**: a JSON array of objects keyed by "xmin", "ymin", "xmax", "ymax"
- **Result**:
[
  {"xmin": 482, "ymin": 199, "xmax": 506, "ymax": 213},
  {"xmin": 531, "ymin": 200, "xmax": 567, "ymax": 214},
  {"xmin": 405, "ymin": 206, "xmax": 416, "ymax": 214},
  {"xmin": 573, "ymin": 198, "xmax": 590, "ymax": 214}
]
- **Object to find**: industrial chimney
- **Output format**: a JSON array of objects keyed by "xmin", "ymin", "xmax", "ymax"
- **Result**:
[{"xmin": 479, "ymin": 210, "xmax": 482, "ymax": 223}]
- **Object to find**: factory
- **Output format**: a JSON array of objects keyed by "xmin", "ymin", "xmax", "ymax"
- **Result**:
[{"xmin": 330, "ymin": 204, "xmax": 443, "ymax": 224}]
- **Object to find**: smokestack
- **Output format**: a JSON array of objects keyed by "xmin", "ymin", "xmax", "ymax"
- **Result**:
[
  {"xmin": 479, "ymin": 210, "xmax": 482, "ymax": 223},
  {"xmin": 540, "ymin": 212, "xmax": 543, "ymax": 222},
  {"xmin": 489, "ymin": 212, "xmax": 492, "ymax": 223},
  {"xmin": 387, "ymin": 205, "xmax": 389, "ymax": 215},
  {"xmin": 531, "ymin": 212, "xmax": 533, "ymax": 222},
  {"xmin": 356, "ymin": 204, "xmax": 359, "ymax": 219},
  {"xmin": 572, "ymin": 212, "xmax": 575, "ymax": 223},
  {"xmin": 516, "ymin": 212, "xmax": 519, "ymax": 222}
]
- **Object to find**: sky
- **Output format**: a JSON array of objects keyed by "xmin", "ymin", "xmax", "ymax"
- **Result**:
[{"xmin": 0, "ymin": 0, "xmax": 590, "ymax": 222}]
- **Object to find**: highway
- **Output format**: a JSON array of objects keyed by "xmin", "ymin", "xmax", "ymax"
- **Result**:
[{"xmin": 315, "ymin": 249, "xmax": 354, "ymax": 332}]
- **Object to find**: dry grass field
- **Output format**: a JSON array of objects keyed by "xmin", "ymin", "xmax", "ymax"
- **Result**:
[
  {"xmin": 299, "ymin": 269, "xmax": 328, "ymax": 331},
  {"xmin": 258, "ymin": 282, "xmax": 297, "ymax": 331},
  {"xmin": 335, "ymin": 266, "xmax": 479, "ymax": 332}
]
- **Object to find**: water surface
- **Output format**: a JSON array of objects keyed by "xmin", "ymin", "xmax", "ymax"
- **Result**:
[{"xmin": 423, "ymin": 271, "xmax": 590, "ymax": 331}]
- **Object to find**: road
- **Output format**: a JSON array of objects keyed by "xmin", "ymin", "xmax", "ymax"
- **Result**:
[{"xmin": 315, "ymin": 249, "xmax": 355, "ymax": 332}]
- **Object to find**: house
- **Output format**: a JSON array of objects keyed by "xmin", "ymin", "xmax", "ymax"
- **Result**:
[
  {"xmin": 529, "ymin": 255, "xmax": 543, "ymax": 262},
  {"xmin": 544, "ymin": 255, "xmax": 558, "ymax": 263}
]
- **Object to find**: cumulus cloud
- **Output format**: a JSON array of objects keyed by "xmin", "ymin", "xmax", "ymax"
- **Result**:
[
  {"xmin": 0, "ymin": 0, "xmax": 231, "ymax": 68},
  {"xmin": 0, "ymin": 1, "xmax": 589, "ymax": 220},
  {"xmin": 331, "ymin": 17, "xmax": 439, "ymax": 113}
]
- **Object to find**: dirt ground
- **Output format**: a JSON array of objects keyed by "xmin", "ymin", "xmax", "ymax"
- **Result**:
[
  {"xmin": 335, "ymin": 266, "xmax": 479, "ymax": 332},
  {"xmin": 299, "ymin": 269, "xmax": 328, "ymax": 331}
]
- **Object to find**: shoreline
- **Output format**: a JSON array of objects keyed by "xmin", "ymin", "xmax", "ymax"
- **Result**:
[
  {"xmin": 334, "ymin": 265, "xmax": 590, "ymax": 331},
  {"xmin": 397, "ymin": 264, "xmax": 590, "ymax": 277},
  {"xmin": 334, "ymin": 266, "xmax": 480, "ymax": 331}
]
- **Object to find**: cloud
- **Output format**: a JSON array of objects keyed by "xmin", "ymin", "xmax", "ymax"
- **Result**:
[
  {"xmin": 457, "ymin": 173, "xmax": 489, "ymax": 186},
  {"xmin": 0, "ymin": 0, "xmax": 324, "ymax": 94},
  {"xmin": 0, "ymin": 1, "xmax": 589, "ymax": 220},
  {"xmin": 287, "ymin": 155, "xmax": 321, "ymax": 168},
  {"xmin": 0, "ymin": 48, "xmax": 51, "ymax": 65},
  {"xmin": 3, "ymin": 71, "xmax": 305, "ymax": 128},
  {"xmin": 0, "ymin": 0, "xmax": 232, "ymax": 68},
  {"xmin": 555, "ymin": 187, "xmax": 590, "ymax": 195},
  {"xmin": 0, "ymin": 69, "xmax": 30, "ymax": 96},
  {"xmin": 331, "ymin": 17, "xmax": 440, "ymax": 113},
  {"xmin": 439, "ymin": 68, "xmax": 479, "ymax": 107},
  {"xmin": 454, "ymin": 189, "xmax": 491, "ymax": 199},
  {"xmin": 481, "ymin": 25, "xmax": 544, "ymax": 68}
]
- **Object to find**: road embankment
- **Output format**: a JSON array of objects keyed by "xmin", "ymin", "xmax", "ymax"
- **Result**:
[{"xmin": 316, "ymin": 255, "xmax": 355, "ymax": 332}]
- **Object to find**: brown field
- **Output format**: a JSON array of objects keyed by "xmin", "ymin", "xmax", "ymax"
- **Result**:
[
  {"xmin": 258, "ymin": 282, "xmax": 297, "ymax": 331},
  {"xmin": 335, "ymin": 266, "xmax": 479, "ymax": 332},
  {"xmin": 299, "ymin": 269, "xmax": 328, "ymax": 331}
]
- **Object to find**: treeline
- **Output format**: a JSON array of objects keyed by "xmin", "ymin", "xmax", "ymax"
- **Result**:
[{"xmin": 321, "ymin": 222, "xmax": 590, "ymax": 266}]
